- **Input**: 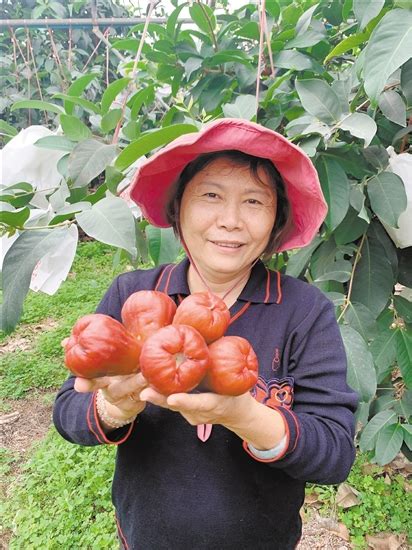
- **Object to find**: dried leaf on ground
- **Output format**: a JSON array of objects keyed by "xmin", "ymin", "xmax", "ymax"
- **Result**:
[
  {"xmin": 366, "ymin": 532, "xmax": 406, "ymax": 550},
  {"xmin": 336, "ymin": 482, "xmax": 360, "ymax": 508}
]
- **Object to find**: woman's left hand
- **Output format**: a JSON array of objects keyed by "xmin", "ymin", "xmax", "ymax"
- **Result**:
[{"xmin": 139, "ymin": 386, "xmax": 253, "ymax": 429}]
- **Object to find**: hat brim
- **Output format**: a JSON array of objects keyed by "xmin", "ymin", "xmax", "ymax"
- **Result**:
[{"xmin": 130, "ymin": 118, "xmax": 327, "ymax": 251}]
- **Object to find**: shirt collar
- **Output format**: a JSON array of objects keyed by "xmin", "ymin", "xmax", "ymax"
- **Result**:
[{"xmin": 159, "ymin": 258, "xmax": 281, "ymax": 304}]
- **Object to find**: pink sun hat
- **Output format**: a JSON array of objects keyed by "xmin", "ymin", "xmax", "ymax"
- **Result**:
[{"xmin": 129, "ymin": 118, "xmax": 327, "ymax": 252}]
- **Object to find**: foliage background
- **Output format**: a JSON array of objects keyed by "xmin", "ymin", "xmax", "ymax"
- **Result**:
[{"xmin": 0, "ymin": 0, "xmax": 411, "ymax": 486}]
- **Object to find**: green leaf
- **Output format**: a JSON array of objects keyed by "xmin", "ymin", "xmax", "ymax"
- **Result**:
[
  {"xmin": 378, "ymin": 90, "xmax": 407, "ymax": 127},
  {"xmin": 69, "ymin": 139, "xmax": 118, "ymax": 188},
  {"xmin": 351, "ymin": 232, "xmax": 394, "ymax": 317},
  {"xmin": 362, "ymin": 145, "xmax": 390, "ymax": 171},
  {"xmin": 394, "ymin": 295, "xmax": 412, "ymax": 324},
  {"xmin": 34, "ymin": 136, "xmax": 76, "ymax": 152},
  {"xmin": 273, "ymin": 50, "xmax": 313, "ymax": 71},
  {"xmin": 146, "ymin": 225, "xmax": 181, "ymax": 265},
  {"xmin": 359, "ymin": 409, "xmax": 397, "ymax": 452},
  {"xmin": 401, "ymin": 58, "xmax": 412, "ymax": 106},
  {"xmin": 364, "ymin": 9, "xmax": 412, "ymax": 104},
  {"xmin": 314, "ymin": 259, "xmax": 352, "ymax": 282},
  {"xmin": 403, "ymin": 424, "xmax": 412, "ymax": 450},
  {"xmin": 353, "ymin": 0, "xmax": 385, "ymax": 30},
  {"xmin": 397, "ymin": 330, "xmax": 412, "ymax": 389},
  {"xmin": 340, "ymin": 325, "xmax": 377, "ymax": 402},
  {"xmin": 11, "ymin": 100, "xmax": 63, "ymax": 115},
  {"xmin": 0, "ymin": 205, "xmax": 30, "ymax": 227},
  {"xmin": 375, "ymin": 423, "xmax": 404, "ymax": 465},
  {"xmin": 285, "ymin": 28, "xmax": 325, "ymax": 49},
  {"xmin": 166, "ymin": 3, "xmax": 187, "ymax": 39},
  {"xmin": 0, "ymin": 120, "xmax": 18, "ymax": 137},
  {"xmin": 100, "ymin": 109, "xmax": 122, "ymax": 133},
  {"xmin": 75, "ymin": 195, "xmax": 137, "ymax": 258},
  {"xmin": 129, "ymin": 86, "xmax": 154, "ymax": 119},
  {"xmin": 115, "ymin": 124, "xmax": 198, "ymax": 171},
  {"xmin": 105, "ymin": 166, "xmax": 125, "ymax": 195},
  {"xmin": 65, "ymin": 73, "xmax": 99, "ymax": 114},
  {"xmin": 369, "ymin": 328, "xmax": 397, "ymax": 380},
  {"xmin": 101, "ymin": 78, "xmax": 130, "ymax": 116},
  {"xmin": 295, "ymin": 4, "xmax": 319, "ymax": 35},
  {"xmin": 286, "ymin": 236, "xmax": 322, "ymax": 277},
  {"xmin": 324, "ymin": 31, "xmax": 369, "ymax": 63},
  {"xmin": 60, "ymin": 114, "xmax": 92, "ymax": 141},
  {"xmin": 296, "ymin": 79, "xmax": 342, "ymax": 124},
  {"xmin": 52, "ymin": 93, "xmax": 101, "ymax": 115},
  {"xmin": 222, "ymin": 95, "xmax": 255, "ymax": 120},
  {"xmin": 344, "ymin": 302, "xmax": 377, "ymax": 342},
  {"xmin": 339, "ymin": 113, "xmax": 377, "ymax": 147},
  {"xmin": 0, "ymin": 228, "xmax": 69, "ymax": 333},
  {"xmin": 203, "ymin": 51, "xmax": 252, "ymax": 68},
  {"xmin": 316, "ymin": 156, "xmax": 350, "ymax": 231},
  {"xmin": 334, "ymin": 206, "xmax": 369, "ymax": 245},
  {"xmin": 189, "ymin": 2, "xmax": 216, "ymax": 34},
  {"xmin": 367, "ymin": 172, "xmax": 407, "ymax": 228}
]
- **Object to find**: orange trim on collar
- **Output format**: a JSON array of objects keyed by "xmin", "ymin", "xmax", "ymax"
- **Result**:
[
  {"xmin": 229, "ymin": 301, "xmax": 252, "ymax": 325},
  {"xmin": 154, "ymin": 264, "xmax": 173, "ymax": 291},
  {"xmin": 164, "ymin": 263, "xmax": 179, "ymax": 294},
  {"xmin": 276, "ymin": 270, "xmax": 282, "ymax": 304}
]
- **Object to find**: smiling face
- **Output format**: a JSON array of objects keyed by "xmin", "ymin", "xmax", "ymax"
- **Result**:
[{"xmin": 179, "ymin": 157, "xmax": 277, "ymax": 283}]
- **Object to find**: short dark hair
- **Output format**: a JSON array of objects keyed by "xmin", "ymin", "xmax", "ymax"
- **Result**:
[{"xmin": 165, "ymin": 150, "xmax": 293, "ymax": 259}]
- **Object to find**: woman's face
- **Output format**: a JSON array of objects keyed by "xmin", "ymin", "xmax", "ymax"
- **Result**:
[{"xmin": 179, "ymin": 157, "xmax": 277, "ymax": 281}]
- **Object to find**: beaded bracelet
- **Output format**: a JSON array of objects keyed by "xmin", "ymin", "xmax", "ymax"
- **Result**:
[{"xmin": 96, "ymin": 389, "xmax": 137, "ymax": 429}]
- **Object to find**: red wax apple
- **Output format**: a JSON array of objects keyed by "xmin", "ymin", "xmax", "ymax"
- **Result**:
[
  {"xmin": 139, "ymin": 324, "xmax": 210, "ymax": 395},
  {"xmin": 205, "ymin": 336, "xmax": 258, "ymax": 396},
  {"xmin": 64, "ymin": 314, "xmax": 141, "ymax": 378},
  {"xmin": 173, "ymin": 291, "xmax": 230, "ymax": 344},
  {"xmin": 121, "ymin": 290, "xmax": 177, "ymax": 343}
]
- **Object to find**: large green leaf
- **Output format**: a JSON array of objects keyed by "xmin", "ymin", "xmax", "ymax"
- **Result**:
[
  {"xmin": 375, "ymin": 423, "xmax": 404, "ymax": 465},
  {"xmin": 367, "ymin": 172, "xmax": 407, "ymax": 228},
  {"xmin": 65, "ymin": 73, "xmax": 99, "ymax": 114},
  {"xmin": 344, "ymin": 302, "xmax": 377, "ymax": 342},
  {"xmin": 75, "ymin": 195, "xmax": 137, "ymax": 258},
  {"xmin": 334, "ymin": 206, "xmax": 369, "ymax": 245},
  {"xmin": 296, "ymin": 79, "xmax": 342, "ymax": 124},
  {"xmin": 359, "ymin": 409, "xmax": 397, "ymax": 451},
  {"xmin": 364, "ymin": 9, "xmax": 412, "ymax": 104},
  {"xmin": 0, "ymin": 228, "xmax": 69, "ymax": 333},
  {"xmin": 60, "ymin": 114, "xmax": 92, "ymax": 141},
  {"xmin": 316, "ymin": 156, "xmax": 350, "ymax": 231},
  {"xmin": 397, "ymin": 330, "xmax": 412, "ymax": 389},
  {"xmin": 52, "ymin": 93, "xmax": 101, "ymax": 115},
  {"xmin": 69, "ymin": 139, "xmax": 118, "ymax": 188},
  {"xmin": 394, "ymin": 295, "xmax": 412, "ymax": 324},
  {"xmin": 314, "ymin": 259, "xmax": 352, "ymax": 282},
  {"xmin": 11, "ymin": 100, "xmax": 63, "ymax": 115},
  {"xmin": 369, "ymin": 328, "xmax": 398, "ymax": 380},
  {"xmin": 35, "ymin": 136, "xmax": 76, "ymax": 152},
  {"xmin": 339, "ymin": 113, "xmax": 377, "ymax": 147},
  {"xmin": 0, "ymin": 205, "xmax": 30, "ymax": 227},
  {"xmin": 340, "ymin": 325, "xmax": 377, "ymax": 402},
  {"xmin": 324, "ymin": 31, "xmax": 369, "ymax": 63},
  {"xmin": 0, "ymin": 120, "xmax": 18, "ymax": 137},
  {"xmin": 273, "ymin": 50, "xmax": 313, "ymax": 70},
  {"xmin": 351, "ymin": 233, "xmax": 395, "ymax": 316},
  {"xmin": 285, "ymin": 236, "xmax": 322, "ymax": 277},
  {"xmin": 189, "ymin": 2, "xmax": 216, "ymax": 34},
  {"xmin": 146, "ymin": 225, "xmax": 181, "ymax": 265},
  {"xmin": 222, "ymin": 95, "xmax": 255, "ymax": 120},
  {"xmin": 378, "ymin": 90, "xmax": 407, "ymax": 127},
  {"xmin": 401, "ymin": 58, "xmax": 412, "ymax": 106},
  {"xmin": 101, "ymin": 78, "xmax": 131, "ymax": 115},
  {"xmin": 115, "ymin": 124, "xmax": 198, "ymax": 171},
  {"xmin": 353, "ymin": 0, "xmax": 385, "ymax": 30}
]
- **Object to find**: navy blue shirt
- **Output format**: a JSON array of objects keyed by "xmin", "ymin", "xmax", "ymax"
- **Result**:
[{"xmin": 53, "ymin": 259, "xmax": 358, "ymax": 549}]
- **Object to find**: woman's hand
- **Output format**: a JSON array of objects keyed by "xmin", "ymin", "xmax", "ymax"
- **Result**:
[
  {"xmin": 139, "ymin": 387, "xmax": 286, "ymax": 450},
  {"xmin": 75, "ymin": 373, "xmax": 149, "ymax": 425}
]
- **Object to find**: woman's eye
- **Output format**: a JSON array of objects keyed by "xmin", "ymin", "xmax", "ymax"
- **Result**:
[
  {"xmin": 204, "ymin": 192, "xmax": 218, "ymax": 198},
  {"xmin": 246, "ymin": 199, "xmax": 262, "ymax": 205}
]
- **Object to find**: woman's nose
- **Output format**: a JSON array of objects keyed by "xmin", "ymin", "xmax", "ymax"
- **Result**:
[{"xmin": 216, "ymin": 201, "xmax": 244, "ymax": 230}]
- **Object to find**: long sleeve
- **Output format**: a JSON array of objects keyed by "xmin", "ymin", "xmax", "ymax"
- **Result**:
[{"xmin": 243, "ymin": 290, "xmax": 359, "ymax": 485}]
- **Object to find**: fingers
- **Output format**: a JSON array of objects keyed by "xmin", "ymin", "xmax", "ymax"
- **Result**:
[
  {"xmin": 74, "ymin": 377, "xmax": 110, "ymax": 393},
  {"xmin": 139, "ymin": 387, "xmax": 169, "ymax": 408},
  {"xmin": 167, "ymin": 392, "xmax": 220, "ymax": 412}
]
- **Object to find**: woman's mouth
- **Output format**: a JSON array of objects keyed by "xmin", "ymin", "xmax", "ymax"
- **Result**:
[{"xmin": 211, "ymin": 240, "xmax": 244, "ymax": 249}]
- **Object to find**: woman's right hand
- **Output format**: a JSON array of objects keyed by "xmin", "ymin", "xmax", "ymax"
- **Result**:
[{"xmin": 74, "ymin": 373, "xmax": 149, "ymax": 426}]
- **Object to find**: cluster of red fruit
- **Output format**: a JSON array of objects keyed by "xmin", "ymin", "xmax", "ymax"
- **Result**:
[{"xmin": 63, "ymin": 290, "xmax": 258, "ymax": 396}]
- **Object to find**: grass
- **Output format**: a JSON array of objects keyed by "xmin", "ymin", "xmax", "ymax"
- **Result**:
[{"xmin": 1, "ymin": 240, "xmax": 410, "ymax": 549}]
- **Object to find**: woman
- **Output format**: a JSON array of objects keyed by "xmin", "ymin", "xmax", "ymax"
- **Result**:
[{"xmin": 53, "ymin": 119, "xmax": 358, "ymax": 549}]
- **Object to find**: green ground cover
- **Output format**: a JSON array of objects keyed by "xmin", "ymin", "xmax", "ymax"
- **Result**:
[{"xmin": 0, "ymin": 241, "xmax": 410, "ymax": 549}]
